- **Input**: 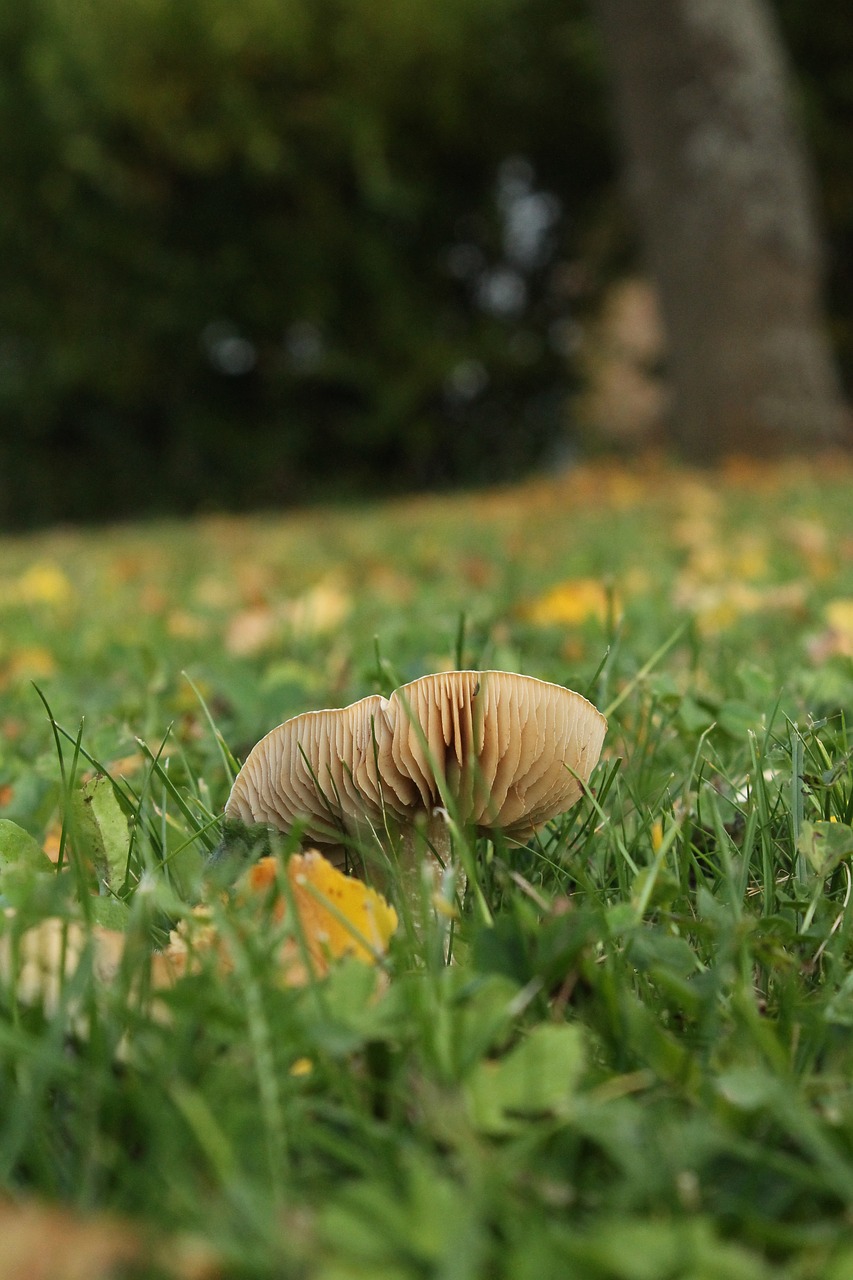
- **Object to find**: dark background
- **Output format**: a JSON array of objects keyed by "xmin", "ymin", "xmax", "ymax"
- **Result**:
[{"xmin": 0, "ymin": 0, "xmax": 849, "ymax": 528}]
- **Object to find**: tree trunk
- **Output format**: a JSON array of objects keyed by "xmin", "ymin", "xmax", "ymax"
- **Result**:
[{"xmin": 593, "ymin": 0, "xmax": 847, "ymax": 462}]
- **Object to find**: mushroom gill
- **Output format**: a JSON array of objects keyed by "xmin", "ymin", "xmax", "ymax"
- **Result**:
[{"xmin": 225, "ymin": 671, "xmax": 606, "ymax": 855}]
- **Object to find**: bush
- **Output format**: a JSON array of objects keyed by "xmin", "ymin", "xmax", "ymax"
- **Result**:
[{"xmin": 0, "ymin": 0, "xmax": 611, "ymax": 527}]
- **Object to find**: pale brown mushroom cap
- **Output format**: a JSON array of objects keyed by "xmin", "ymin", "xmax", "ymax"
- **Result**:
[
  {"xmin": 225, "ymin": 694, "xmax": 394, "ymax": 845},
  {"xmin": 225, "ymin": 671, "xmax": 606, "ymax": 844},
  {"xmin": 380, "ymin": 671, "xmax": 606, "ymax": 836}
]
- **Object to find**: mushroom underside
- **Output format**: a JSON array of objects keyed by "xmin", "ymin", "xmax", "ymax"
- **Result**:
[{"xmin": 226, "ymin": 671, "xmax": 606, "ymax": 851}]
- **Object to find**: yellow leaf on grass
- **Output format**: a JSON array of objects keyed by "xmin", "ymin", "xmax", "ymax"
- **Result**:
[
  {"xmin": 808, "ymin": 598, "xmax": 853, "ymax": 661},
  {"xmin": 225, "ymin": 578, "xmax": 353, "ymax": 656},
  {"xmin": 674, "ymin": 580, "xmax": 806, "ymax": 636},
  {"xmin": 15, "ymin": 562, "xmax": 74, "ymax": 607},
  {"xmin": 521, "ymin": 578, "xmax": 614, "ymax": 627},
  {"xmin": 163, "ymin": 851, "xmax": 398, "ymax": 989},
  {"xmin": 247, "ymin": 852, "xmax": 398, "ymax": 973},
  {"xmin": 2, "ymin": 852, "xmax": 397, "ymax": 1014},
  {"xmin": 224, "ymin": 606, "xmax": 277, "ymax": 657},
  {"xmin": 167, "ymin": 610, "xmax": 209, "ymax": 640},
  {"xmin": 3, "ymin": 647, "xmax": 57, "ymax": 686},
  {"xmin": 825, "ymin": 599, "xmax": 853, "ymax": 645},
  {"xmin": 282, "ymin": 577, "xmax": 352, "ymax": 636}
]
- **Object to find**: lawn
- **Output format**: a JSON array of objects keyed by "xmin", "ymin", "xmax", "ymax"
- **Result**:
[{"xmin": 2, "ymin": 455, "xmax": 853, "ymax": 1279}]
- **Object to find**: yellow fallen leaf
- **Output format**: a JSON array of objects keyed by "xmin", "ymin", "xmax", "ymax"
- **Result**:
[
  {"xmin": 104, "ymin": 753, "xmax": 146, "ymax": 781},
  {"xmin": 162, "ymin": 851, "xmax": 398, "ymax": 989},
  {"xmin": 225, "ymin": 578, "xmax": 353, "ymax": 656},
  {"xmin": 42, "ymin": 819, "xmax": 64, "ymax": 863},
  {"xmin": 246, "ymin": 852, "xmax": 398, "ymax": 972},
  {"xmin": 3, "ymin": 646, "xmax": 57, "ymax": 686},
  {"xmin": 282, "ymin": 577, "xmax": 352, "ymax": 636},
  {"xmin": 167, "ymin": 610, "xmax": 208, "ymax": 640},
  {"xmin": 1, "ymin": 852, "xmax": 397, "ymax": 1020},
  {"xmin": 14, "ymin": 562, "xmax": 74, "ymax": 607},
  {"xmin": 224, "ymin": 606, "xmax": 277, "ymax": 656},
  {"xmin": 783, "ymin": 518, "xmax": 835, "ymax": 579},
  {"xmin": 521, "ymin": 578, "xmax": 614, "ymax": 627},
  {"xmin": 673, "ymin": 580, "xmax": 806, "ymax": 636},
  {"xmin": 807, "ymin": 598, "xmax": 853, "ymax": 661},
  {"xmin": 825, "ymin": 599, "xmax": 853, "ymax": 645}
]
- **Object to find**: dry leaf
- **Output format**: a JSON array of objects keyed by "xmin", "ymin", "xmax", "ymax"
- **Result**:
[
  {"xmin": 807, "ymin": 598, "xmax": 853, "ymax": 662},
  {"xmin": 673, "ymin": 579, "xmax": 806, "ymax": 636},
  {"xmin": 167, "ymin": 610, "xmax": 209, "ymax": 640},
  {"xmin": 2, "ymin": 647, "xmax": 57, "ymax": 687},
  {"xmin": 0, "ymin": 1198, "xmax": 142, "ymax": 1280},
  {"xmin": 224, "ymin": 606, "xmax": 277, "ymax": 657},
  {"xmin": 0, "ymin": 1198, "xmax": 220, "ymax": 1280},
  {"xmin": 281, "ymin": 851, "xmax": 397, "ymax": 969},
  {"xmin": 521, "ymin": 578, "xmax": 614, "ymax": 627},
  {"xmin": 281, "ymin": 578, "xmax": 352, "ymax": 636},
  {"xmin": 12, "ymin": 563, "xmax": 74, "ymax": 607},
  {"xmin": 163, "ymin": 851, "xmax": 398, "ymax": 988},
  {"xmin": 825, "ymin": 599, "xmax": 853, "ymax": 650}
]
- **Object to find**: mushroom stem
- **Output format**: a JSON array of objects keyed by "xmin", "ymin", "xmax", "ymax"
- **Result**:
[{"xmin": 396, "ymin": 809, "xmax": 452, "ymax": 905}]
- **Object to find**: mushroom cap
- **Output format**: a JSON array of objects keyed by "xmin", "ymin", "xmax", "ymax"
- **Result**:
[
  {"xmin": 378, "ymin": 671, "xmax": 606, "ymax": 836},
  {"xmin": 225, "ymin": 671, "xmax": 606, "ymax": 844},
  {"xmin": 225, "ymin": 693, "xmax": 392, "ymax": 845}
]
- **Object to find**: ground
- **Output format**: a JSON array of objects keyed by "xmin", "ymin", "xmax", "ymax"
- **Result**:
[{"xmin": 1, "ymin": 455, "xmax": 853, "ymax": 1279}]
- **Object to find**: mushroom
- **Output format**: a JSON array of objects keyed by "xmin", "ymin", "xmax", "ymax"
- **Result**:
[
  {"xmin": 225, "ymin": 671, "xmax": 606, "ymax": 873},
  {"xmin": 225, "ymin": 693, "xmax": 392, "ymax": 849},
  {"xmin": 380, "ymin": 670, "xmax": 606, "ymax": 837}
]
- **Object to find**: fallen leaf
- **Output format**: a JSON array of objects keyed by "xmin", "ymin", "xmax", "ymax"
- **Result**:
[
  {"xmin": 825, "ymin": 599, "xmax": 853, "ymax": 651},
  {"xmin": 167, "ymin": 610, "xmax": 209, "ymax": 640},
  {"xmin": 224, "ymin": 606, "xmax": 277, "ymax": 657},
  {"xmin": 165, "ymin": 852, "xmax": 398, "ymax": 987},
  {"xmin": 521, "ymin": 578, "xmax": 614, "ymax": 627},
  {"xmin": 783, "ymin": 517, "xmax": 835, "ymax": 578},
  {"xmin": 0, "ymin": 1198, "xmax": 142, "ymax": 1280},
  {"xmin": 0, "ymin": 1198, "xmax": 220, "ymax": 1280},
  {"xmin": 674, "ymin": 580, "xmax": 806, "ymax": 636},
  {"xmin": 114, "ymin": 753, "xmax": 145, "ymax": 778},
  {"xmin": 806, "ymin": 598, "xmax": 853, "ymax": 662},
  {"xmin": 2, "ymin": 646, "xmax": 57, "ymax": 686},
  {"xmin": 242, "ymin": 855, "xmax": 399, "ymax": 972},
  {"xmin": 14, "ymin": 562, "xmax": 74, "ymax": 607},
  {"xmin": 281, "ymin": 577, "xmax": 352, "ymax": 636},
  {"xmin": 42, "ymin": 820, "xmax": 64, "ymax": 864}
]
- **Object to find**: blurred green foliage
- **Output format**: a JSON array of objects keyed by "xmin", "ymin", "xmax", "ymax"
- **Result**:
[
  {"xmin": 0, "ymin": 0, "xmax": 849, "ymax": 527},
  {"xmin": 0, "ymin": 0, "xmax": 611, "ymax": 526}
]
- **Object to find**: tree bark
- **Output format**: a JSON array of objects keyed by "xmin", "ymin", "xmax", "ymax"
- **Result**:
[{"xmin": 593, "ymin": 0, "xmax": 847, "ymax": 461}]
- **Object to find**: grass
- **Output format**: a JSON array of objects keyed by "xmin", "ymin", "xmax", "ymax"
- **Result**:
[{"xmin": 2, "ymin": 455, "xmax": 853, "ymax": 1277}]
